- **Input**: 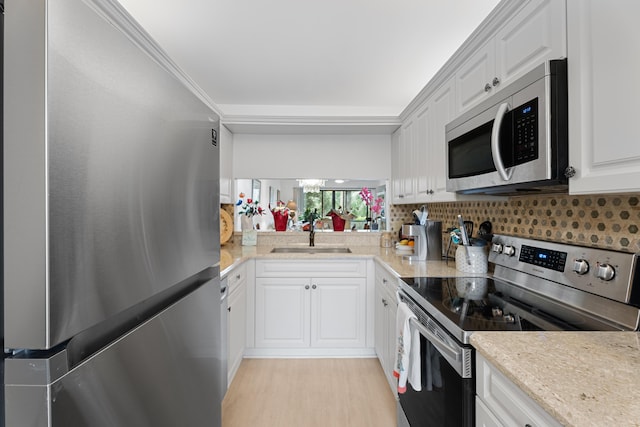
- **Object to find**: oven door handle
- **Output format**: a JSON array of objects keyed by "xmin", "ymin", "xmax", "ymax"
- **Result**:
[
  {"xmin": 409, "ymin": 317, "xmax": 460, "ymax": 362},
  {"xmin": 491, "ymin": 102, "xmax": 513, "ymax": 181}
]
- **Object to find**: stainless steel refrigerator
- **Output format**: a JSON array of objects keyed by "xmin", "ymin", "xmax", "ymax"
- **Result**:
[{"xmin": 3, "ymin": 0, "xmax": 223, "ymax": 425}]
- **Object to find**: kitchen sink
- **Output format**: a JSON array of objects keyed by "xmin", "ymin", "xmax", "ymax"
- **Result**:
[{"xmin": 270, "ymin": 247, "xmax": 352, "ymax": 254}]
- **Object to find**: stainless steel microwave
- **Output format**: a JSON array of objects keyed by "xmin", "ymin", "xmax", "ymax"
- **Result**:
[{"xmin": 445, "ymin": 59, "xmax": 568, "ymax": 195}]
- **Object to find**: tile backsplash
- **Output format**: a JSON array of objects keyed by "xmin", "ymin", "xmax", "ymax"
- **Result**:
[{"xmin": 389, "ymin": 193, "xmax": 640, "ymax": 253}]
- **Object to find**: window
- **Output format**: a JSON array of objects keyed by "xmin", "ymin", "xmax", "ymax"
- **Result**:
[{"xmin": 301, "ymin": 189, "xmax": 374, "ymax": 229}]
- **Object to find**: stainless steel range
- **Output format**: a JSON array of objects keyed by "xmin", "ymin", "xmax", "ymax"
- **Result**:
[{"xmin": 396, "ymin": 235, "xmax": 640, "ymax": 427}]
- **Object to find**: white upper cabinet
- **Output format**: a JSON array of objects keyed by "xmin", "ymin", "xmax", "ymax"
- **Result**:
[
  {"xmin": 456, "ymin": 0, "xmax": 567, "ymax": 114},
  {"xmin": 390, "ymin": 128, "xmax": 403, "ymax": 204},
  {"xmin": 426, "ymin": 78, "xmax": 457, "ymax": 201},
  {"xmin": 455, "ymin": 40, "xmax": 497, "ymax": 113},
  {"xmin": 494, "ymin": 0, "xmax": 566, "ymax": 87},
  {"xmin": 567, "ymin": 0, "xmax": 640, "ymax": 194},
  {"xmin": 392, "ymin": 119, "xmax": 417, "ymax": 204},
  {"xmin": 219, "ymin": 124, "xmax": 233, "ymax": 204},
  {"xmin": 414, "ymin": 78, "xmax": 459, "ymax": 202}
]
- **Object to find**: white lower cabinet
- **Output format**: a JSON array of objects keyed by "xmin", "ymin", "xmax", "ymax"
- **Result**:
[
  {"xmin": 374, "ymin": 262, "xmax": 398, "ymax": 395},
  {"xmin": 475, "ymin": 397, "xmax": 502, "ymax": 427},
  {"xmin": 476, "ymin": 353, "xmax": 562, "ymax": 427},
  {"xmin": 226, "ymin": 262, "xmax": 247, "ymax": 386},
  {"xmin": 253, "ymin": 260, "xmax": 370, "ymax": 355}
]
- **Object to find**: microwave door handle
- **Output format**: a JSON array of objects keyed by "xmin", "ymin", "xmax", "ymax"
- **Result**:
[{"xmin": 491, "ymin": 102, "xmax": 513, "ymax": 181}]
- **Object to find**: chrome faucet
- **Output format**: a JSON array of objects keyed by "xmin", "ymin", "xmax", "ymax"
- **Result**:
[
  {"xmin": 309, "ymin": 222, "xmax": 315, "ymax": 247},
  {"xmin": 309, "ymin": 209, "xmax": 317, "ymax": 247}
]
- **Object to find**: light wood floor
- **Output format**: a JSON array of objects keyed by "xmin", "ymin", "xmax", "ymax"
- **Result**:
[{"xmin": 222, "ymin": 358, "xmax": 397, "ymax": 427}]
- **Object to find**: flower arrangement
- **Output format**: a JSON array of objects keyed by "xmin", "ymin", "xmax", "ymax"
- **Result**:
[
  {"xmin": 270, "ymin": 200, "xmax": 290, "ymax": 231},
  {"xmin": 359, "ymin": 187, "xmax": 384, "ymax": 217},
  {"xmin": 236, "ymin": 192, "xmax": 264, "ymax": 217}
]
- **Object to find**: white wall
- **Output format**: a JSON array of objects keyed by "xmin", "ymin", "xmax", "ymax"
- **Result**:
[{"xmin": 232, "ymin": 133, "xmax": 391, "ymax": 179}]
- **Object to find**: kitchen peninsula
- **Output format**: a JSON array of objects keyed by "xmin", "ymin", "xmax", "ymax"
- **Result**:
[{"xmin": 221, "ymin": 231, "xmax": 640, "ymax": 427}]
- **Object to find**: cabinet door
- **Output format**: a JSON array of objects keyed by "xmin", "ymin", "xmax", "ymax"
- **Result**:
[
  {"xmin": 219, "ymin": 124, "xmax": 233, "ymax": 204},
  {"xmin": 414, "ymin": 102, "xmax": 432, "ymax": 202},
  {"xmin": 391, "ymin": 128, "xmax": 403, "ymax": 203},
  {"xmin": 310, "ymin": 277, "xmax": 366, "ymax": 348},
  {"xmin": 428, "ymin": 78, "xmax": 457, "ymax": 201},
  {"xmin": 227, "ymin": 281, "xmax": 246, "ymax": 385},
  {"xmin": 255, "ymin": 278, "xmax": 310, "ymax": 348},
  {"xmin": 399, "ymin": 120, "xmax": 416, "ymax": 203},
  {"xmin": 476, "ymin": 397, "xmax": 504, "ymax": 427},
  {"xmin": 455, "ymin": 39, "xmax": 496, "ymax": 113},
  {"xmin": 476, "ymin": 354, "xmax": 562, "ymax": 427},
  {"xmin": 374, "ymin": 281, "xmax": 388, "ymax": 369},
  {"xmin": 495, "ymin": 0, "xmax": 567, "ymax": 89},
  {"xmin": 567, "ymin": 0, "xmax": 640, "ymax": 194}
]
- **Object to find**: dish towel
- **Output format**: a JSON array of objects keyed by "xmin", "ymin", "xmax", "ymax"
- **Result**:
[{"xmin": 393, "ymin": 302, "xmax": 422, "ymax": 393}]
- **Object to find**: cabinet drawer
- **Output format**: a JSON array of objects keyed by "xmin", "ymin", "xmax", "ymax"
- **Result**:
[
  {"xmin": 476, "ymin": 353, "xmax": 562, "ymax": 427},
  {"xmin": 227, "ymin": 262, "xmax": 247, "ymax": 294},
  {"xmin": 374, "ymin": 262, "xmax": 398, "ymax": 294},
  {"xmin": 256, "ymin": 260, "xmax": 366, "ymax": 278}
]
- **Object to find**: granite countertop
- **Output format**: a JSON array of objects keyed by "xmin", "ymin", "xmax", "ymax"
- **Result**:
[
  {"xmin": 471, "ymin": 331, "xmax": 640, "ymax": 427},
  {"xmin": 220, "ymin": 240, "xmax": 471, "ymax": 279}
]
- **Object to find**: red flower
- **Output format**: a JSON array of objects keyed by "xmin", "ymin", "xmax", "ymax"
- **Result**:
[{"xmin": 247, "ymin": 198, "xmax": 253, "ymax": 204}]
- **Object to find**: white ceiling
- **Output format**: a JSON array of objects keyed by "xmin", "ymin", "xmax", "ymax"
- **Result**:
[{"xmin": 117, "ymin": 0, "xmax": 500, "ymax": 119}]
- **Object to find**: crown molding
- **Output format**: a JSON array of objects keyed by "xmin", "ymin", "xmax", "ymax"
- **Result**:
[
  {"xmin": 222, "ymin": 115, "xmax": 401, "ymax": 135},
  {"xmin": 400, "ymin": 0, "xmax": 526, "ymax": 121}
]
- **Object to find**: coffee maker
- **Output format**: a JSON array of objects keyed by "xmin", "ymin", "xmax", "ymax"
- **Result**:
[{"xmin": 402, "ymin": 220, "xmax": 442, "ymax": 261}]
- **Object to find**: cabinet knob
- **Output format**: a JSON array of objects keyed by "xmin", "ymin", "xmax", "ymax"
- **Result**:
[
  {"xmin": 484, "ymin": 83, "xmax": 492, "ymax": 92},
  {"xmin": 305, "ymin": 285, "xmax": 310, "ymax": 290},
  {"xmin": 312, "ymin": 284, "xmax": 317, "ymax": 290},
  {"xmin": 382, "ymin": 298, "xmax": 388, "ymax": 307},
  {"xmin": 228, "ymin": 307, "xmax": 231, "ymax": 312},
  {"xmin": 564, "ymin": 166, "xmax": 577, "ymax": 178},
  {"xmin": 492, "ymin": 77, "xmax": 500, "ymax": 87},
  {"xmin": 382, "ymin": 278, "xmax": 388, "ymax": 284},
  {"xmin": 236, "ymin": 274, "xmax": 241, "ymax": 280}
]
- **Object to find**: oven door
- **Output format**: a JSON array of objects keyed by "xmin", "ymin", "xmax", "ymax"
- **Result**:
[{"xmin": 397, "ymin": 294, "xmax": 475, "ymax": 427}]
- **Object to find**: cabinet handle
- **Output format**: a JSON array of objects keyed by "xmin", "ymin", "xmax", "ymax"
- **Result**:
[
  {"xmin": 312, "ymin": 284, "xmax": 317, "ymax": 290},
  {"xmin": 398, "ymin": 194, "xmax": 405, "ymax": 198},
  {"xmin": 305, "ymin": 285, "xmax": 310, "ymax": 290},
  {"xmin": 525, "ymin": 424, "xmax": 532, "ymax": 427},
  {"xmin": 484, "ymin": 83, "xmax": 492, "ymax": 92},
  {"xmin": 492, "ymin": 77, "xmax": 500, "ymax": 87}
]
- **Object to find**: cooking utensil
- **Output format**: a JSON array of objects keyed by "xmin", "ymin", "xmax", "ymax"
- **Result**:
[
  {"xmin": 457, "ymin": 214, "xmax": 471, "ymax": 265},
  {"xmin": 412, "ymin": 205, "xmax": 429, "ymax": 225},
  {"xmin": 477, "ymin": 220, "xmax": 493, "ymax": 242},
  {"xmin": 463, "ymin": 220, "xmax": 474, "ymax": 238}
]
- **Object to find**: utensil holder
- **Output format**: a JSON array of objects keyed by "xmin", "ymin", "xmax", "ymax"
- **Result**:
[{"xmin": 455, "ymin": 245, "xmax": 488, "ymax": 273}]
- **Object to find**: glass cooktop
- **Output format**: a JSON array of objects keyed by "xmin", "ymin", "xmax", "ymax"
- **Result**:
[{"xmin": 398, "ymin": 276, "xmax": 583, "ymax": 343}]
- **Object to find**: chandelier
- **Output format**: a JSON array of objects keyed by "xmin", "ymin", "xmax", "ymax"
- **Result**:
[{"xmin": 297, "ymin": 179, "xmax": 326, "ymax": 193}]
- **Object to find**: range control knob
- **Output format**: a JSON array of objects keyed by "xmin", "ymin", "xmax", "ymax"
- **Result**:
[
  {"xmin": 596, "ymin": 263, "xmax": 616, "ymax": 281},
  {"xmin": 503, "ymin": 245, "xmax": 516, "ymax": 257},
  {"xmin": 572, "ymin": 259, "xmax": 590, "ymax": 275},
  {"xmin": 491, "ymin": 243, "xmax": 503, "ymax": 254}
]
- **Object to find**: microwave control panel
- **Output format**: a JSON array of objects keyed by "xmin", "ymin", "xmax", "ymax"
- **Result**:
[{"xmin": 513, "ymin": 98, "xmax": 538, "ymax": 164}]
